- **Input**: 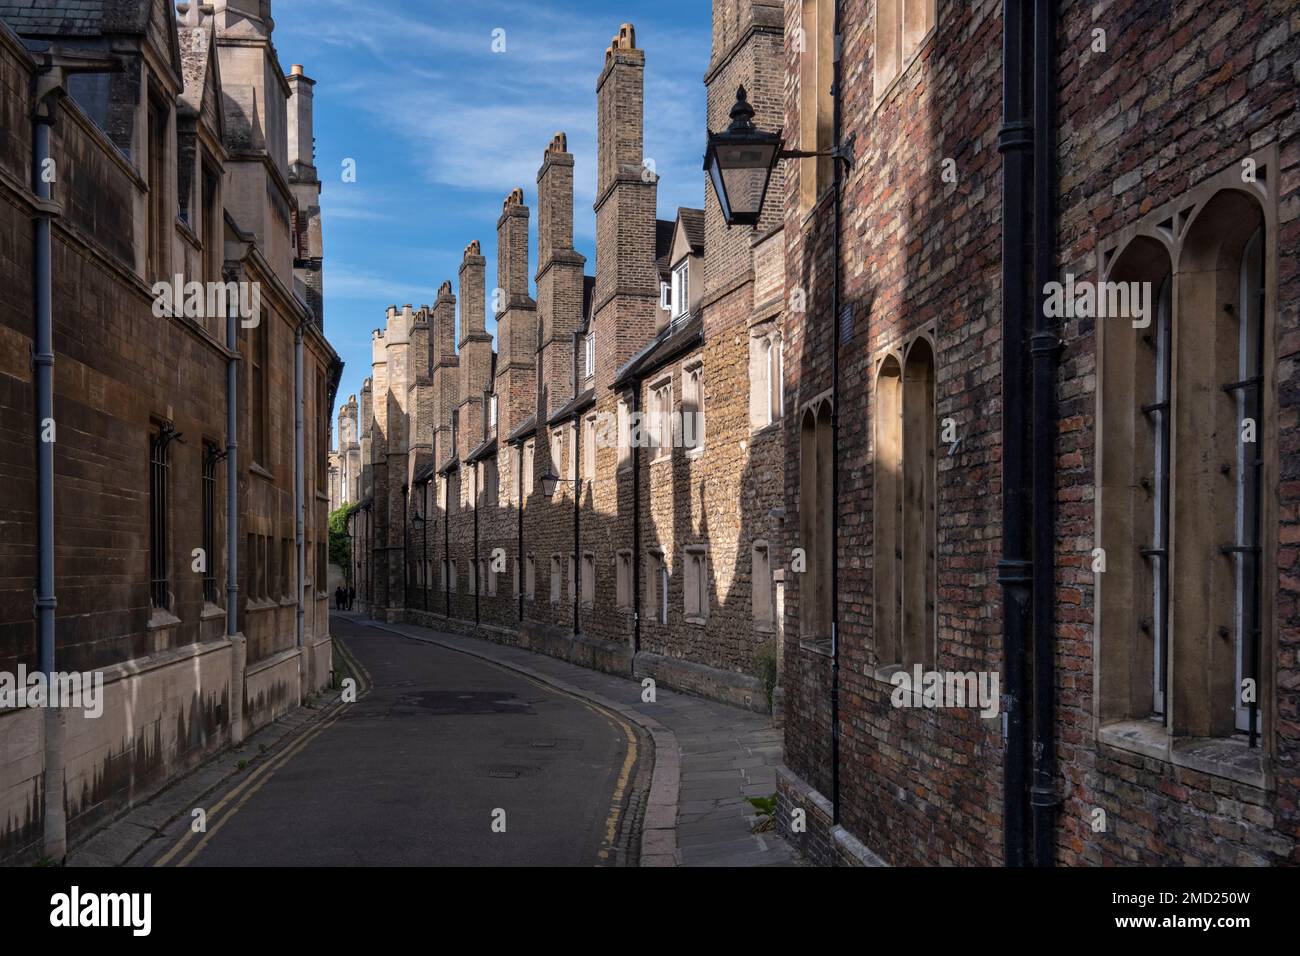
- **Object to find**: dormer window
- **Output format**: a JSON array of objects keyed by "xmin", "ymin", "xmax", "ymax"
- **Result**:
[
  {"xmin": 660, "ymin": 281, "xmax": 672, "ymax": 311},
  {"xmin": 672, "ymin": 261, "xmax": 689, "ymax": 318}
]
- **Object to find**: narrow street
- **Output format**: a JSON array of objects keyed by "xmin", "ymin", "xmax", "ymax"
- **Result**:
[{"xmin": 134, "ymin": 616, "xmax": 646, "ymax": 867}]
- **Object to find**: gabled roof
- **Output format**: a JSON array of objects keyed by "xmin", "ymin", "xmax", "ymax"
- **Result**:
[
  {"xmin": 678, "ymin": 207, "xmax": 705, "ymax": 254},
  {"xmin": 548, "ymin": 388, "xmax": 595, "ymax": 426},
  {"xmin": 613, "ymin": 312, "xmax": 703, "ymax": 389},
  {"xmin": 177, "ymin": 23, "xmax": 224, "ymax": 139},
  {"xmin": 505, "ymin": 415, "xmax": 537, "ymax": 445},
  {"xmin": 582, "ymin": 275, "xmax": 596, "ymax": 325},
  {"xmin": 654, "ymin": 218, "xmax": 676, "ymax": 278},
  {"xmin": 467, "ymin": 437, "xmax": 497, "ymax": 464},
  {"xmin": 0, "ymin": 0, "xmax": 184, "ymax": 83}
]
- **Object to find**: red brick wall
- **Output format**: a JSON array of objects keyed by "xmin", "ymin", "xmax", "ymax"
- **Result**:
[{"xmin": 778, "ymin": 0, "xmax": 1299, "ymax": 866}]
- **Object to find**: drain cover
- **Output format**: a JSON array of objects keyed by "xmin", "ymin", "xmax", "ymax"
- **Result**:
[{"xmin": 398, "ymin": 691, "xmax": 534, "ymax": 715}]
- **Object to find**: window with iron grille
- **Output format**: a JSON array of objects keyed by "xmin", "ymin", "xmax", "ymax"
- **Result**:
[
  {"xmin": 202, "ymin": 442, "xmax": 220, "ymax": 604},
  {"xmin": 150, "ymin": 424, "xmax": 181, "ymax": 610}
]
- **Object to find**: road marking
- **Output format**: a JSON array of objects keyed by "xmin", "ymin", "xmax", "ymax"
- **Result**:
[
  {"xmin": 173, "ymin": 707, "xmax": 347, "ymax": 866},
  {"xmin": 370, "ymin": 624, "xmax": 643, "ymax": 864},
  {"xmin": 153, "ymin": 625, "xmax": 371, "ymax": 867}
]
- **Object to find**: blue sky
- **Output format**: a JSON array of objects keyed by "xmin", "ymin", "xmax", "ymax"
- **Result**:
[{"xmin": 272, "ymin": 0, "xmax": 714, "ymax": 420}]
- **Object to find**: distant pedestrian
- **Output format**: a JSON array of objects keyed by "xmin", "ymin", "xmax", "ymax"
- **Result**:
[
  {"xmin": 334, "ymin": 585, "xmax": 345, "ymax": 610},
  {"xmin": 346, "ymin": 585, "xmax": 356, "ymax": 611}
]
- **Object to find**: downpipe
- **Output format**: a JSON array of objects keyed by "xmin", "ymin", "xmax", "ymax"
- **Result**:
[
  {"xmin": 1030, "ymin": 0, "xmax": 1061, "ymax": 867},
  {"xmin": 32, "ymin": 97, "xmax": 65, "ymax": 863},
  {"xmin": 829, "ymin": 0, "xmax": 844, "ymax": 826},
  {"xmin": 295, "ymin": 321, "xmax": 306, "ymax": 697},
  {"xmin": 998, "ymin": 0, "xmax": 1035, "ymax": 867},
  {"xmin": 226, "ymin": 265, "xmax": 246, "ymax": 745}
]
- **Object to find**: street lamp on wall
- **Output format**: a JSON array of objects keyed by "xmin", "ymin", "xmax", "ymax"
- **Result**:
[
  {"xmin": 703, "ymin": 85, "xmax": 853, "ymax": 227},
  {"xmin": 539, "ymin": 463, "xmax": 574, "ymax": 499}
]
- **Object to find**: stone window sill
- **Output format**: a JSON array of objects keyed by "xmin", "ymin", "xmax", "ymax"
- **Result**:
[
  {"xmin": 250, "ymin": 463, "xmax": 274, "ymax": 481},
  {"xmin": 1098, "ymin": 718, "xmax": 1268, "ymax": 790},
  {"xmin": 800, "ymin": 636, "xmax": 833, "ymax": 657},
  {"xmin": 200, "ymin": 602, "xmax": 225, "ymax": 621},
  {"xmin": 147, "ymin": 607, "xmax": 181, "ymax": 630},
  {"xmin": 750, "ymin": 420, "xmax": 782, "ymax": 439},
  {"xmin": 685, "ymin": 615, "xmax": 708, "ymax": 627}
]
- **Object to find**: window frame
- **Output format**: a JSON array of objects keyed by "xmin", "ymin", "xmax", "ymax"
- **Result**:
[{"xmin": 672, "ymin": 261, "xmax": 690, "ymax": 319}]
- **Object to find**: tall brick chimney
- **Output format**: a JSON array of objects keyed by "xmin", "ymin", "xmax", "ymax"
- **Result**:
[
  {"xmin": 286, "ymin": 64, "xmax": 315, "ymax": 171},
  {"xmin": 593, "ymin": 22, "xmax": 658, "ymax": 385},
  {"xmin": 495, "ymin": 189, "xmax": 538, "ymax": 435},
  {"xmin": 597, "ymin": 24, "xmax": 645, "ymax": 194},
  {"xmin": 458, "ymin": 242, "xmax": 493, "ymax": 457},
  {"xmin": 536, "ymin": 135, "xmax": 588, "ymax": 419},
  {"xmin": 430, "ymin": 281, "xmax": 459, "ymax": 467}
]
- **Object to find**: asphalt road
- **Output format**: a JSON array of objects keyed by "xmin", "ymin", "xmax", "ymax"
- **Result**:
[{"xmin": 140, "ymin": 615, "xmax": 643, "ymax": 866}]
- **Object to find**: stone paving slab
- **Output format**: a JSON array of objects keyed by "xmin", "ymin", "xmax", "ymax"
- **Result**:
[{"xmin": 359, "ymin": 615, "xmax": 800, "ymax": 868}]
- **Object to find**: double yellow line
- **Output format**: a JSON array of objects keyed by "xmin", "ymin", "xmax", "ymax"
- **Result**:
[
  {"xmin": 496, "ymin": 667, "xmax": 639, "ymax": 864},
  {"xmin": 153, "ymin": 638, "xmax": 370, "ymax": 867}
]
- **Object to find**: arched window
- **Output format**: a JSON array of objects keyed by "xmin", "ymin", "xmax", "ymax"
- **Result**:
[
  {"xmin": 873, "ymin": 356, "xmax": 903, "ymax": 663},
  {"xmin": 872, "ymin": 338, "xmax": 936, "ymax": 669},
  {"xmin": 901, "ymin": 338, "xmax": 936, "ymax": 667},
  {"xmin": 1098, "ymin": 181, "xmax": 1271, "ymax": 752},
  {"xmin": 798, "ymin": 401, "xmax": 834, "ymax": 641},
  {"xmin": 1097, "ymin": 235, "xmax": 1172, "ymax": 722}
]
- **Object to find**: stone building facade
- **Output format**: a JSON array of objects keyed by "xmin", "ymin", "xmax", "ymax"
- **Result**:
[
  {"xmin": 0, "ymin": 0, "xmax": 339, "ymax": 862},
  {"xmin": 348, "ymin": 9, "xmax": 788, "ymax": 712},
  {"xmin": 777, "ymin": 0, "xmax": 1299, "ymax": 867},
  {"xmin": 329, "ymin": 392, "xmax": 360, "ymax": 512}
]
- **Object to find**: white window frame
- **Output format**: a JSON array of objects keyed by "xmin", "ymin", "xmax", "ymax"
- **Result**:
[
  {"xmin": 672, "ymin": 261, "xmax": 690, "ymax": 318},
  {"xmin": 660, "ymin": 280, "xmax": 672, "ymax": 311},
  {"xmin": 585, "ymin": 333, "xmax": 595, "ymax": 378}
]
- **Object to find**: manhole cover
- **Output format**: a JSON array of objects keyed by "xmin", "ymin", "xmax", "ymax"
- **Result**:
[
  {"xmin": 398, "ymin": 691, "xmax": 534, "ymax": 715},
  {"xmin": 486, "ymin": 765, "xmax": 538, "ymax": 779}
]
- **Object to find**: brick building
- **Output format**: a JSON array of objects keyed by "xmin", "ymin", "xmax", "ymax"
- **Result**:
[
  {"xmin": 0, "ymin": 0, "xmax": 339, "ymax": 862},
  {"xmin": 348, "ymin": 11, "xmax": 789, "ymax": 712},
  {"xmin": 776, "ymin": 0, "xmax": 1299, "ymax": 866}
]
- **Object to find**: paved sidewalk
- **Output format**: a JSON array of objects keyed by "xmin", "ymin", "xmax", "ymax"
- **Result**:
[{"xmin": 356, "ymin": 614, "xmax": 799, "ymax": 867}]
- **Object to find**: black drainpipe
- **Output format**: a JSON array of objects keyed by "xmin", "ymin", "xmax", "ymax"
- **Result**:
[
  {"xmin": 572, "ymin": 332, "xmax": 581, "ymax": 637},
  {"xmin": 422, "ymin": 482, "xmax": 428, "ymax": 611},
  {"xmin": 1030, "ymin": 0, "xmax": 1060, "ymax": 868},
  {"xmin": 998, "ymin": 0, "xmax": 1035, "ymax": 867},
  {"xmin": 517, "ymin": 442, "xmax": 525, "ymax": 622},
  {"xmin": 631, "ymin": 386, "xmax": 641, "ymax": 666},
  {"xmin": 573, "ymin": 424, "xmax": 581, "ymax": 637},
  {"xmin": 828, "ymin": 0, "xmax": 845, "ymax": 826},
  {"xmin": 444, "ymin": 470, "xmax": 451, "ymax": 617},
  {"xmin": 473, "ymin": 465, "xmax": 481, "ymax": 627},
  {"xmin": 402, "ymin": 482, "xmax": 408, "ymax": 605}
]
